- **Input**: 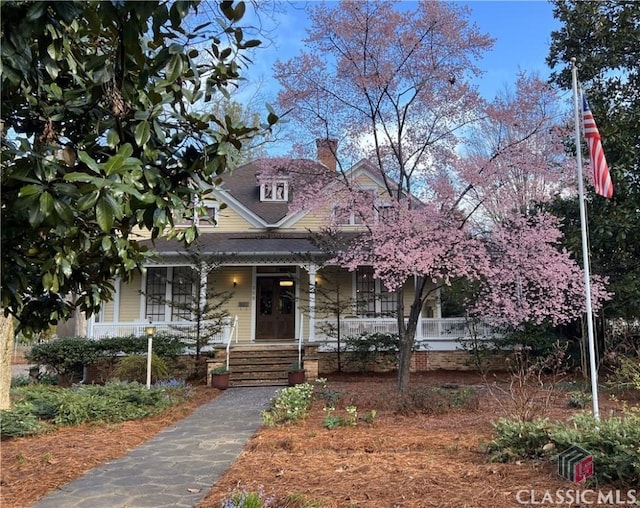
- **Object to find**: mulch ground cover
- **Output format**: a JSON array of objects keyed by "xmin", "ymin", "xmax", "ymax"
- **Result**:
[
  {"xmin": 198, "ymin": 372, "xmax": 636, "ymax": 508},
  {"xmin": 0, "ymin": 383, "xmax": 219, "ymax": 508},
  {"xmin": 1, "ymin": 371, "xmax": 636, "ymax": 508}
]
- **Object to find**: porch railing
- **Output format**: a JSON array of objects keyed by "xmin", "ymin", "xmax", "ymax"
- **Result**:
[
  {"xmin": 313, "ymin": 317, "xmax": 496, "ymax": 351},
  {"xmin": 89, "ymin": 317, "xmax": 496, "ymax": 352},
  {"xmin": 89, "ymin": 319, "xmax": 234, "ymax": 348}
]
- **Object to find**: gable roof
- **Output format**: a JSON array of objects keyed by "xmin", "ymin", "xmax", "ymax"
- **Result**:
[
  {"xmin": 216, "ymin": 159, "xmax": 330, "ymax": 227},
  {"xmin": 218, "ymin": 161, "xmax": 289, "ymax": 224}
]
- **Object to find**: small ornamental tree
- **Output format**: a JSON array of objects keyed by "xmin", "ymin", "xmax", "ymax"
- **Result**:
[
  {"xmin": 313, "ymin": 266, "xmax": 366, "ymax": 373},
  {"xmin": 270, "ymin": 0, "xmax": 609, "ymax": 391},
  {"xmin": 146, "ymin": 244, "xmax": 234, "ymax": 364}
]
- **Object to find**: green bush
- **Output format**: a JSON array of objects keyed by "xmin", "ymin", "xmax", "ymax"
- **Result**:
[
  {"xmin": 95, "ymin": 335, "xmax": 186, "ymax": 359},
  {"xmin": 113, "ymin": 354, "xmax": 170, "ymax": 384},
  {"xmin": 485, "ymin": 418, "xmax": 554, "ymax": 462},
  {"xmin": 262, "ymin": 383, "xmax": 314, "ymax": 427},
  {"xmin": 15, "ymin": 385, "xmax": 65, "ymax": 420},
  {"xmin": 567, "ymin": 390, "xmax": 591, "ymax": 409},
  {"xmin": 608, "ymin": 356, "xmax": 640, "ymax": 392},
  {"xmin": 25, "ymin": 336, "xmax": 186, "ymax": 386},
  {"xmin": 0, "ymin": 405, "xmax": 44, "ymax": 440},
  {"xmin": 314, "ymin": 377, "xmax": 342, "ymax": 408},
  {"xmin": 550, "ymin": 410, "xmax": 640, "ymax": 486},
  {"xmin": 2, "ymin": 381, "xmax": 185, "ymax": 438},
  {"xmin": 10, "ymin": 375, "xmax": 31, "ymax": 387},
  {"xmin": 27, "ymin": 337, "xmax": 99, "ymax": 385},
  {"xmin": 486, "ymin": 409, "xmax": 640, "ymax": 486},
  {"xmin": 345, "ymin": 332, "xmax": 399, "ymax": 372}
]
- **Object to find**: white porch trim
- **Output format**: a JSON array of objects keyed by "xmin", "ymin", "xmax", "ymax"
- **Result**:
[{"xmin": 89, "ymin": 316, "xmax": 496, "ymax": 352}]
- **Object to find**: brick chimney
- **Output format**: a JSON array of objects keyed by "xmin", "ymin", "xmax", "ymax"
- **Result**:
[{"xmin": 316, "ymin": 138, "xmax": 338, "ymax": 171}]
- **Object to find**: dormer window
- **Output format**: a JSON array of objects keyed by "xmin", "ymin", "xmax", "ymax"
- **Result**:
[{"xmin": 261, "ymin": 180, "xmax": 288, "ymax": 202}]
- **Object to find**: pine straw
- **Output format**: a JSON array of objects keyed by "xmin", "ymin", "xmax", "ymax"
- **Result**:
[
  {"xmin": 0, "ymin": 384, "xmax": 219, "ymax": 508},
  {"xmin": 199, "ymin": 375, "xmax": 630, "ymax": 508},
  {"xmin": 1, "ymin": 373, "xmax": 633, "ymax": 508}
]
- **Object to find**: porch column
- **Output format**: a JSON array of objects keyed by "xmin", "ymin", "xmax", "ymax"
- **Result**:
[
  {"xmin": 307, "ymin": 264, "xmax": 317, "ymax": 342},
  {"xmin": 199, "ymin": 264, "xmax": 208, "ymax": 316}
]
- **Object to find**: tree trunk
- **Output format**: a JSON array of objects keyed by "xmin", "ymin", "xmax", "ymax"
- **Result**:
[
  {"xmin": 73, "ymin": 307, "xmax": 87, "ymax": 337},
  {"xmin": 397, "ymin": 333, "xmax": 413, "ymax": 392},
  {"xmin": 0, "ymin": 313, "xmax": 15, "ymax": 410},
  {"xmin": 396, "ymin": 277, "xmax": 426, "ymax": 392}
]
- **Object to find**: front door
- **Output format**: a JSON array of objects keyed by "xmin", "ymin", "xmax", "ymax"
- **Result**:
[{"xmin": 256, "ymin": 277, "xmax": 296, "ymax": 340}]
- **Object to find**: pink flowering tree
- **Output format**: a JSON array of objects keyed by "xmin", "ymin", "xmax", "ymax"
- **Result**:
[
  {"xmin": 269, "ymin": 1, "xmax": 608, "ymax": 391},
  {"xmin": 469, "ymin": 213, "xmax": 609, "ymax": 327},
  {"xmin": 456, "ymin": 73, "xmax": 576, "ymax": 223}
]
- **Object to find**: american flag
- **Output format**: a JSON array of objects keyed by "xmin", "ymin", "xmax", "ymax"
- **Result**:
[{"xmin": 583, "ymin": 94, "xmax": 613, "ymax": 198}]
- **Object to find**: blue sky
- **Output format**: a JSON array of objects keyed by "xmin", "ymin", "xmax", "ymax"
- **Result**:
[
  {"xmin": 239, "ymin": 0, "xmax": 562, "ymax": 104},
  {"xmin": 459, "ymin": 1, "xmax": 561, "ymax": 98}
]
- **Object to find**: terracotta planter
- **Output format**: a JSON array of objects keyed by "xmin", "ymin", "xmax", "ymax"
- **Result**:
[
  {"xmin": 287, "ymin": 370, "xmax": 306, "ymax": 386},
  {"xmin": 211, "ymin": 372, "xmax": 230, "ymax": 390}
]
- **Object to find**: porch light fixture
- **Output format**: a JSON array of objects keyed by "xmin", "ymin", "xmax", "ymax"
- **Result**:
[
  {"xmin": 233, "ymin": 278, "xmax": 237, "ymax": 287},
  {"xmin": 145, "ymin": 325, "xmax": 155, "ymax": 336},
  {"xmin": 279, "ymin": 280, "xmax": 294, "ymax": 287}
]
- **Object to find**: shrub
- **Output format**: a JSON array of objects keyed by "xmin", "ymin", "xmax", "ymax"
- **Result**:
[
  {"xmin": 95, "ymin": 335, "xmax": 187, "ymax": 359},
  {"xmin": 314, "ymin": 377, "xmax": 341, "ymax": 408},
  {"xmin": 27, "ymin": 337, "xmax": 99, "ymax": 385},
  {"xmin": 484, "ymin": 341, "xmax": 569, "ymax": 421},
  {"xmin": 345, "ymin": 332, "xmax": 399, "ymax": 372},
  {"xmin": 113, "ymin": 354, "xmax": 170, "ymax": 384},
  {"xmin": 550, "ymin": 409, "xmax": 640, "ymax": 486},
  {"xmin": 3, "ymin": 381, "xmax": 184, "ymax": 438},
  {"xmin": 485, "ymin": 418, "xmax": 554, "ymax": 462},
  {"xmin": 567, "ymin": 390, "xmax": 591, "ymax": 409},
  {"xmin": 221, "ymin": 489, "xmax": 274, "ymax": 508},
  {"xmin": 608, "ymin": 355, "xmax": 640, "ymax": 392},
  {"xmin": 486, "ymin": 408, "xmax": 640, "ymax": 486},
  {"xmin": 262, "ymin": 383, "xmax": 314, "ymax": 427},
  {"xmin": 10, "ymin": 375, "xmax": 31, "ymax": 388},
  {"xmin": 26, "ymin": 336, "xmax": 187, "ymax": 386},
  {"xmin": 0, "ymin": 405, "xmax": 44, "ymax": 440}
]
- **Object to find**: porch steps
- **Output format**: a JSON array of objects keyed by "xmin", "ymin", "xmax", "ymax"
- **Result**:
[{"xmin": 225, "ymin": 344, "xmax": 302, "ymax": 387}]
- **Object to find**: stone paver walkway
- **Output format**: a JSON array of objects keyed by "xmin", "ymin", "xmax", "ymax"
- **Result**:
[{"xmin": 32, "ymin": 386, "xmax": 280, "ymax": 508}]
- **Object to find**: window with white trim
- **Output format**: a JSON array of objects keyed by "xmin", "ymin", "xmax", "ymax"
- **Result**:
[
  {"xmin": 334, "ymin": 188, "xmax": 377, "ymax": 225},
  {"xmin": 260, "ymin": 180, "xmax": 288, "ymax": 202},
  {"xmin": 174, "ymin": 200, "xmax": 219, "ymax": 227},
  {"xmin": 195, "ymin": 203, "xmax": 219, "ymax": 227},
  {"xmin": 355, "ymin": 266, "xmax": 397, "ymax": 317},
  {"xmin": 145, "ymin": 267, "xmax": 194, "ymax": 321}
]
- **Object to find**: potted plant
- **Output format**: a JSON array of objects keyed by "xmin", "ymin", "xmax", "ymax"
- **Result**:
[
  {"xmin": 210, "ymin": 365, "xmax": 231, "ymax": 390},
  {"xmin": 287, "ymin": 362, "xmax": 306, "ymax": 386}
]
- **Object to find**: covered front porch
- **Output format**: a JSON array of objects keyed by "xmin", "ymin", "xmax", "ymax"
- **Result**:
[{"xmin": 88, "ymin": 316, "xmax": 495, "ymax": 352}]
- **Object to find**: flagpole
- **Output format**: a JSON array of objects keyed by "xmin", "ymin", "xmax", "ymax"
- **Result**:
[{"xmin": 571, "ymin": 58, "xmax": 600, "ymax": 421}]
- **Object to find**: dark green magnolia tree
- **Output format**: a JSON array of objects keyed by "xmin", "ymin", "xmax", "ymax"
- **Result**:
[
  {"xmin": 1, "ymin": 0, "xmax": 277, "ymax": 332},
  {"xmin": 546, "ymin": 0, "xmax": 640, "ymax": 321},
  {"xmin": 0, "ymin": 0, "xmax": 277, "ymax": 408}
]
